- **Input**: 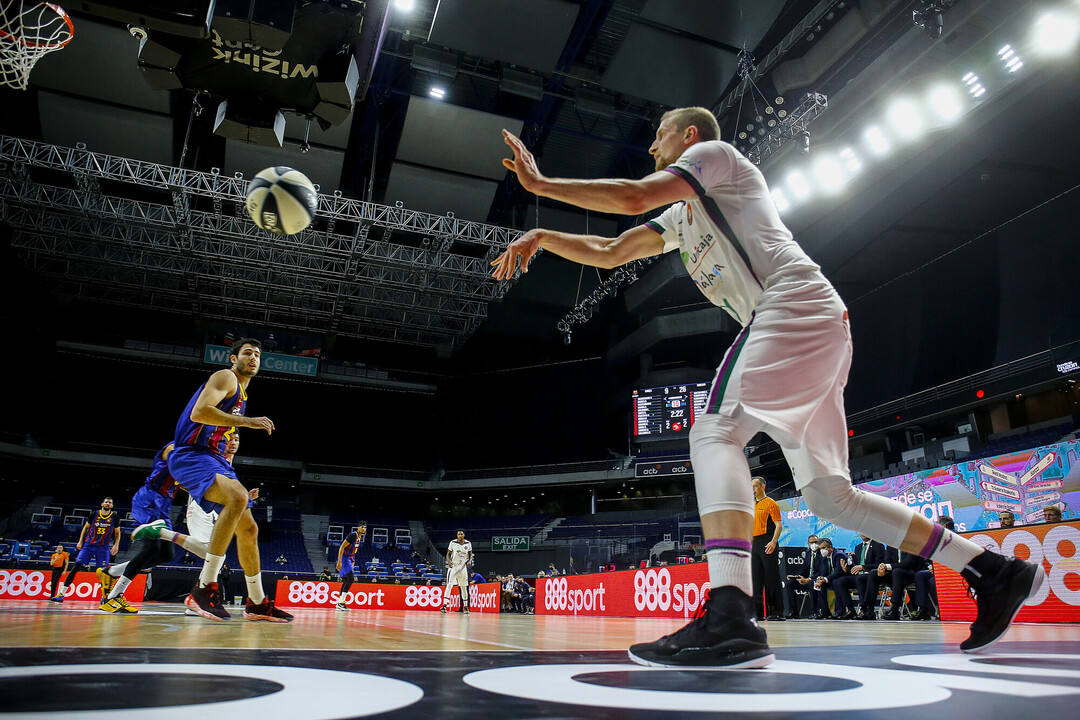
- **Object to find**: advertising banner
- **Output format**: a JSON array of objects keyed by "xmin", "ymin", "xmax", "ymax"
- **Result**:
[
  {"xmin": 204, "ymin": 344, "xmax": 318, "ymax": 377},
  {"xmin": 536, "ymin": 563, "xmax": 710, "ymax": 618},
  {"xmin": 935, "ymin": 519, "xmax": 1080, "ymax": 623},
  {"xmin": 0, "ymin": 569, "xmax": 145, "ymax": 602},
  {"xmin": 274, "ymin": 580, "xmax": 501, "ymax": 613},
  {"xmin": 778, "ymin": 440, "xmax": 1079, "ymax": 552}
]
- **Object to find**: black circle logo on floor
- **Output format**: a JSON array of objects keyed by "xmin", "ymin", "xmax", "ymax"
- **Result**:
[
  {"xmin": 572, "ymin": 670, "xmax": 860, "ymax": 694},
  {"xmin": 0, "ymin": 674, "xmax": 282, "ymax": 712}
]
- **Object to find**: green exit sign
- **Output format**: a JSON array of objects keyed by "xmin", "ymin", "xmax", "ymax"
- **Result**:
[{"xmin": 491, "ymin": 535, "xmax": 530, "ymax": 551}]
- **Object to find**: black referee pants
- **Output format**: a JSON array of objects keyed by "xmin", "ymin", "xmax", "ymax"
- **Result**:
[{"xmin": 751, "ymin": 534, "xmax": 781, "ymax": 618}]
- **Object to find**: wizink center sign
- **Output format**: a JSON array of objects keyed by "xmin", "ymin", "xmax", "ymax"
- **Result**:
[
  {"xmin": 204, "ymin": 344, "xmax": 318, "ymax": 377},
  {"xmin": 491, "ymin": 535, "xmax": 530, "ymax": 551}
]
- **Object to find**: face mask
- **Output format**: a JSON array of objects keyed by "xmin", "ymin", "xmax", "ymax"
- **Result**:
[
  {"xmin": 809, "ymin": 543, "xmax": 819, "ymax": 551},
  {"xmin": 820, "ymin": 549, "xmax": 830, "ymax": 557}
]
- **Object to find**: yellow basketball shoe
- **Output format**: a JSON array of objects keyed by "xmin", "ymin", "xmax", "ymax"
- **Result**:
[
  {"xmin": 99, "ymin": 597, "xmax": 139, "ymax": 614},
  {"xmin": 95, "ymin": 567, "xmax": 115, "ymax": 596}
]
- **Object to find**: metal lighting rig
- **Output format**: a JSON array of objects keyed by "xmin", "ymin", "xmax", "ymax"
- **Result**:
[{"xmin": 0, "ymin": 136, "xmax": 521, "ymax": 349}]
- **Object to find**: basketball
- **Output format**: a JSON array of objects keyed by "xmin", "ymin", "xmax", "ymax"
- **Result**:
[{"xmin": 244, "ymin": 166, "xmax": 318, "ymax": 236}]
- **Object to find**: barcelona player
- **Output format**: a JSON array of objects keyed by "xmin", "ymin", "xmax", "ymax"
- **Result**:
[
  {"xmin": 50, "ymin": 497, "xmax": 119, "ymax": 602},
  {"xmin": 95, "ymin": 443, "xmax": 177, "ymax": 613},
  {"xmin": 165, "ymin": 337, "xmax": 291, "ymax": 622},
  {"xmin": 335, "ymin": 521, "xmax": 366, "ymax": 611},
  {"xmin": 100, "ymin": 434, "xmax": 253, "ymax": 613}
]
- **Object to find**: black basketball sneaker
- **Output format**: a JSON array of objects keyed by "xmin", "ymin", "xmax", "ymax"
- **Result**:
[
  {"xmin": 628, "ymin": 587, "xmax": 775, "ymax": 669},
  {"xmin": 960, "ymin": 552, "xmax": 1045, "ymax": 653},
  {"xmin": 185, "ymin": 581, "xmax": 231, "ymax": 621}
]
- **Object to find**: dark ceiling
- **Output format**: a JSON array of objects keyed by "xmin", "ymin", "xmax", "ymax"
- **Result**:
[{"xmin": 2, "ymin": 0, "xmax": 1078, "ymax": 417}]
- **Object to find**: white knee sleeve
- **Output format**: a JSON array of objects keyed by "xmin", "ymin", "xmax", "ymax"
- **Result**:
[
  {"xmin": 800, "ymin": 476, "xmax": 913, "ymax": 547},
  {"xmin": 690, "ymin": 412, "xmax": 757, "ymax": 517}
]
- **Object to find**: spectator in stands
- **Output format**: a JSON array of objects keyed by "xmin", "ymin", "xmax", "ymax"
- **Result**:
[
  {"xmin": 811, "ymin": 539, "xmax": 846, "ymax": 619},
  {"xmin": 998, "ymin": 511, "xmax": 1016, "ymax": 528},
  {"xmin": 854, "ymin": 539, "xmax": 897, "ymax": 620},
  {"xmin": 275, "ymin": 553, "xmax": 288, "ymax": 566},
  {"xmin": 281, "ymin": 575, "xmax": 289, "ymax": 582},
  {"xmin": 48, "ymin": 544, "xmax": 69, "ymax": 598},
  {"xmin": 318, "ymin": 568, "xmax": 332, "ymax": 581},
  {"xmin": 470, "ymin": 569, "xmax": 486, "ymax": 585},
  {"xmin": 782, "ymin": 534, "xmax": 821, "ymax": 619},
  {"xmin": 514, "ymin": 576, "xmax": 531, "ymax": 613},
  {"xmin": 536, "ymin": 570, "xmax": 547, "ymax": 578},
  {"xmin": 523, "ymin": 580, "xmax": 536, "ymax": 614},
  {"xmin": 505, "ymin": 574, "xmax": 524, "ymax": 613},
  {"xmin": 882, "ymin": 549, "xmax": 930, "ymax": 620},
  {"xmin": 1043, "ymin": 506, "xmax": 1063, "ymax": 524}
]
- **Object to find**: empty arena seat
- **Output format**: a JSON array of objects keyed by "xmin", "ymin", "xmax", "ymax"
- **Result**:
[{"xmin": 31, "ymin": 513, "xmax": 54, "ymax": 530}]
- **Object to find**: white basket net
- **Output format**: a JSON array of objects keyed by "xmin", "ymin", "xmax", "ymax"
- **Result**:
[{"xmin": 0, "ymin": 1, "xmax": 73, "ymax": 90}]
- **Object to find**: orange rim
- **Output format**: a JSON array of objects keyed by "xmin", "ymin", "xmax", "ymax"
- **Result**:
[{"xmin": 0, "ymin": 2, "xmax": 75, "ymax": 49}]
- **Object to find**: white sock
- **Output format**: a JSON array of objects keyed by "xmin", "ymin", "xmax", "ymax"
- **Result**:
[
  {"xmin": 158, "ymin": 528, "xmax": 176, "ymax": 542},
  {"xmin": 180, "ymin": 536, "xmax": 210, "ymax": 559},
  {"xmin": 199, "ymin": 553, "xmax": 225, "ymax": 587},
  {"xmin": 245, "ymin": 573, "xmax": 265, "ymax": 604},
  {"xmin": 108, "ymin": 576, "xmax": 132, "ymax": 601},
  {"xmin": 923, "ymin": 525, "xmax": 983, "ymax": 571},
  {"xmin": 705, "ymin": 541, "xmax": 753, "ymax": 596},
  {"xmin": 55, "ymin": 583, "xmax": 65, "ymax": 595},
  {"xmin": 107, "ymin": 562, "xmax": 127, "ymax": 578}
]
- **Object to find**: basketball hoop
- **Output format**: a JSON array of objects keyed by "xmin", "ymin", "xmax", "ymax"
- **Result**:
[{"xmin": 0, "ymin": 1, "xmax": 74, "ymax": 90}]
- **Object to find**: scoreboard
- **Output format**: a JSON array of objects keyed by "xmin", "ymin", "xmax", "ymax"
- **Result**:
[{"xmin": 631, "ymin": 382, "xmax": 710, "ymax": 440}]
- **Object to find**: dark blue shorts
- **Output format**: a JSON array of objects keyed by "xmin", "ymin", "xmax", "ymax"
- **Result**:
[
  {"xmin": 167, "ymin": 446, "xmax": 237, "ymax": 505},
  {"xmin": 131, "ymin": 486, "xmax": 173, "ymax": 530},
  {"xmin": 76, "ymin": 543, "xmax": 110, "ymax": 567},
  {"xmin": 339, "ymin": 559, "xmax": 354, "ymax": 578}
]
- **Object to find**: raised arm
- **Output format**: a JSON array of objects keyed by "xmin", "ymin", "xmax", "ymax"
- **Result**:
[
  {"xmin": 190, "ymin": 369, "xmax": 273, "ymax": 434},
  {"xmin": 502, "ymin": 130, "xmax": 695, "ymax": 214},
  {"xmin": 491, "ymin": 223, "xmax": 666, "ymax": 281}
]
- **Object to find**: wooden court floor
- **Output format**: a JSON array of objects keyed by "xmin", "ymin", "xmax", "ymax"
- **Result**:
[{"xmin": 0, "ymin": 598, "xmax": 1078, "ymax": 718}]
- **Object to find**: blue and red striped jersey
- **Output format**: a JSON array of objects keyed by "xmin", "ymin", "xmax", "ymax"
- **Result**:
[
  {"xmin": 343, "ymin": 531, "xmax": 364, "ymax": 561},
  {"xmin": 173, "ymin": 374, "xmax": 247, "ymax": 456},
  {"xmin": 85, "ymin": 510, "xmax": 116, "ymax": 546},
  {"xmin": 144, "ymin": 443, "xmax": 178, "ymax": 498}
]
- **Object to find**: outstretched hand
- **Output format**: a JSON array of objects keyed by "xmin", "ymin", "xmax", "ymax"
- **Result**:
[
  {"xmin": 490, "ymin": 229, "xmax": 543, "ymax": 280},
  {"xmin": 502, "ymin": 129, "xmax": 545, "ymax": 193}
]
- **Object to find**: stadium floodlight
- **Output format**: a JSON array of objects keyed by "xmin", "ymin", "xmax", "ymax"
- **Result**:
[
  {"xmin": 886, "ymin": 98, "xmax": 924, "ymax": 140},
  {"xmin": 394, "ymin": 0, "xmax": 416, "ymax": 11},
  {"xmin": 927, "ymin": 84, "xmax": 964, "ymax": 122},
  {"xmin": 786, "ymin": 170, "xmax": 812, "ymax": 201},
  {"xmin": 811, "ymin": 154, "xmax": 846, "ymax": 194},
  {"xmin": 429, "ymin": 86, "xmax": 446, "ymax": 99},
  {"xmin": 863, "ymin": 125, "xmax": 891, "ymax": 156},
  {"xmin": 771, "ymin": 187, "xmax": 791, "ymax": 213},
  {"xmin": 1031, "ymin": 10, "xmax": 1080, "ymax": 56},
  {"xmin": 839, "ymin": 147, "xmax": 862, "ymax": 175}
]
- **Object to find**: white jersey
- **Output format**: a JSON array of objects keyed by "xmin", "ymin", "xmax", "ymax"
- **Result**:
[
  {"xmin": 646, "ymin": 140, "xmax": 839, "ymax": 326},
  {"xmin": 447, "ymin": 539, "xmax": 472, "ymax": 568}
]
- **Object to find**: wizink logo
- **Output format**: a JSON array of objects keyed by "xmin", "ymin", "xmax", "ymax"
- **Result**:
[{"xmin": 208, "ymin": 30, "xmax": 318, "ymax": 80}]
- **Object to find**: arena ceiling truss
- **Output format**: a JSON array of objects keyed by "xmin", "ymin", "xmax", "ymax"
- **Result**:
[{"xmin": 0, "ymin": 135, "xmax": 521, "ymax": 349}]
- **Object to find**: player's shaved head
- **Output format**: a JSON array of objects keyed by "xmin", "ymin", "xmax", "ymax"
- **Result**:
[{"xmin": 660, "ymin": 106, "xmax": 720, "ymax": 142}]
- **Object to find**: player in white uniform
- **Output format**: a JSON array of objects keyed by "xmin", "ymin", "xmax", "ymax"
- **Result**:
[
  {"xmin": 441, "ymin": 530, "xmax": 473, "ymax": 614},
  {"xmin": 492, "ymin": 107, "xmax": 1043, "ymax": 667}
]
